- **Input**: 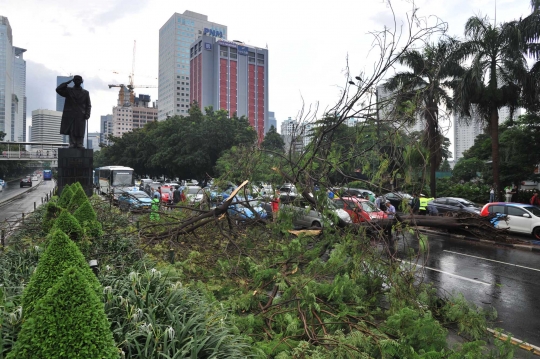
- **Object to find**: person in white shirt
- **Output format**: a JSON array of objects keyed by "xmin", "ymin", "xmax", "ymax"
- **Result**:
[{"xmin": 385, "ymin": 200, "xmax": 396, "ymax": 219}]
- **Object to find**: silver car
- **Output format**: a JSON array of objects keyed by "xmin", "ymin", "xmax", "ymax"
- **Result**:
[{"xmin": 280, "ymin": 197, "xmax": 351, "ymax": 228}]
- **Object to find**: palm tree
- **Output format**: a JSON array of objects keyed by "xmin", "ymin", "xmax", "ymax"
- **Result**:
[
  {"xmin": 454, "ymin": 16, "xmax": 528, "ymax": 200},
  {"xmin": 385, "ymin": 38, "xmax": 463, "ymax": 197}
]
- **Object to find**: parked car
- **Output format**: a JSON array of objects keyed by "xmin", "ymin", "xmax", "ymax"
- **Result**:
[
  {"xmin": 336, "ymin": 188, "xmax": 376, "ymax": 200},
  {"xmin": 277, "ymin": 183, "xmax": 298, "ymax": 197},
  {"xmin": 160, "ymin": 185, "xmax": 175, "ymax": 205},
  {"xmin": 383, "ymin": 192, "xmax": 413, "ymax": 211},
  {"xmin": 139, "ymin": 178, "xmax": 153, "ymax": 192},
  {"xmin": 480, "ymin": 202, "xmax": 540, "ymax": 239},
  {"xmin": 118, "ymin": 190, "xmax": 153, "ymax": 212},
  {"xmin": 427, "ymin": 197, "xmax": 480, "ymax": 215},
  {"xmin": 20, "ymin": 176, "xmax": 32, "ymax": 188},
  {"xmin": 280, "ymin": 197, "xmax": 351, "ymax": 228},
  {"xmin": 145, "ymin": 181, "xmax": 162, "ymax": 196},
  {"xmin": 334, "ymin": 197, "xmax": 388, "ymax": 223},
  {"xmin": 185, "ymin": 185, "xmax": 204, "ymax": 204},
  {"xmin": 227, "ymin": 197, "xmax": 268, "ymax": 221}
]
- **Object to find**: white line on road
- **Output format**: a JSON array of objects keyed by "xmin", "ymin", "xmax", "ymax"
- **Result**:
[
  {"xmin": 399, "ymin": 259, "xmax": 491, "ymax": 286},
  {"xmin": 443, "ymin": 250, "xmax": 540, "ymax": 272}
]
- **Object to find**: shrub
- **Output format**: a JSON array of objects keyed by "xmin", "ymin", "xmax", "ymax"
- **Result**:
[
  {"xmin": 50, "ymin": 210, "xmax": 83, "ymax": 242},
  {"xmin": 72, "ymin": 200, "xmax": 97, "ymax": 223},
  {"xmin": 67, "ymin": 185, "xmax": 89, "ymax": 212},
  {"xmin": 20, "ymin": 229, "xmax": 100, "ymax": 317},
  {"xmin": 8, "ymin": 267, "xmax": 118, "ymax": 359},
  {"xmin": 41, "ymin": 201, "xmax": 62, "ymax": 234},
  {"xmin": 57, "ymin": 185, "xmax": 73, "ymax": 208}
]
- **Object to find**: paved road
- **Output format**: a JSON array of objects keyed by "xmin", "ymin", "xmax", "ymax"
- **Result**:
[
  {"xmin": 0, "ymin": 179, "xmax": 55, "ymax": 224},
  {"xmin": 398, "ymin": 232, "xmax": 540, "ymax": 348}
]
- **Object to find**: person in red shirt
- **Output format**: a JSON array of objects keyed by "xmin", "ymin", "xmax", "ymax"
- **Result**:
[
  {"xmin": 271, "ymin": 197, "xmax": 280, "ymax": 222},
  {"xmin": 530, "ymin": 192, "xmax": 540, "ymax": 206}
]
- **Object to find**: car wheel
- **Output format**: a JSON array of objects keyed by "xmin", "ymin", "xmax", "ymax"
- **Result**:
[
  {"xmin": 532, "ymin": 227, "xmax": 540, "ymax": 240},
  {"xmin": 311, "ymin": 221, "xmax": 322, "ymax": 228}
]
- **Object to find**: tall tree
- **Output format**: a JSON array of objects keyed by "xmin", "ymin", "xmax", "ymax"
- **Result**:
[
  {"xmin": 454, "ymin": 16, "xmax": 527, "ymax": 200},
  {"xmin": 385, "ymin": 38, "xmax": 463, "ymax": 197},
  {"xmin": 261, "ymin": 125, "xmax": 285, "ymax": 153}
]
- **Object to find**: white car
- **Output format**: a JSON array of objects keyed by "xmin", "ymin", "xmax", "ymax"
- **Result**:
[
  {"xmin": 280, "ymin": 197, "xmax": 352, "ymax": 228},
  {"xmin": 481, "ymin": 202, "xmax": 540, "ymax": 239},
  {"xmin": 185, "ymin": 185, "xmax": 204, "ymax": 204},
  {"xmin": 31, "ymin": 175, "xmax": 38, "ymax": 181}
]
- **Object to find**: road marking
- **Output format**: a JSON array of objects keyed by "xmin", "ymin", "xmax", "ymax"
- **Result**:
[
  {"xmin": 399, "ymin": 259, "xmax": 491, "ymax": 286},
  {"xmin": 443, "ymin": 250, "xmax": 540, "ymax": 273}
]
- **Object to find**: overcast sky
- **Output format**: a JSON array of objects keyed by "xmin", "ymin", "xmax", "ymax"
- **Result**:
[{"xmin": 0, "ymin": 0, "xmax": 533, "ymax": 156}]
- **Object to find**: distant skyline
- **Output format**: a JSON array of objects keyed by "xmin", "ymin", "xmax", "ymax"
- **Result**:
[{"xmin": 0, "ymin": 0, "xmax": 533, "ymax": 157}]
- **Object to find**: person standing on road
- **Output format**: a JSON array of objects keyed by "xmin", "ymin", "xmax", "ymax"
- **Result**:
[
  {"xmin": 489, "ymin": 186, "xmax": 495, "ymax": 203},
  {"xmin": 411, "ymin": 193, "xmax": 420, "ymax": 215},
  {"xmin": 173, "ymin": 185, "xmax": 181, "ymax": 207},
  {"xmin": 150, "ymin": 194, "xmax": 160, "ymax": 221},
  {"xmin": 511, "ymin": 184, "xmax": 519, "ymax": 203},
  {"xmin": 385, "ymin": 200, "xmax": 396, "ymax": 219},
  {"xmin": 530, "ymin": 192, "xmax": 540, "ymax": 206},
  {"xmin": 270, "ymin": 196, "xmax": 280, "ymax": 222}
]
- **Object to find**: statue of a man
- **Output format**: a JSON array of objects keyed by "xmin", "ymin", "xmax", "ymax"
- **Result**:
[{"xmin": 56, "ymin": 75, "xmax": 91, "ymax": 148}]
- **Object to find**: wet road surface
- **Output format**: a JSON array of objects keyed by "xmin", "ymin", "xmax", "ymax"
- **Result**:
[
  {"xmin": 398, "ymin": 232, "xmax": 540, "ymax": 347},
  {"xmin": 0, "ymin": 179, "xmax": 55, "ymax": 224}
]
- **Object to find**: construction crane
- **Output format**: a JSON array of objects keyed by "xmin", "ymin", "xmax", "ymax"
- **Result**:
[{"xmin": 107, "ymin": 40, "xmax": 157, "ymax": 106}]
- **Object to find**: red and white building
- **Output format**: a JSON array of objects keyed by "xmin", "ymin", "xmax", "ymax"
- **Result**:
[{"xmin": 190, "ymin": 35, "xmax": 269, "ymax": 140}]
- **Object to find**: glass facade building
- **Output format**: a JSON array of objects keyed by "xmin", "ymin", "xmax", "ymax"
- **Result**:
[{"xmin": 158, "ymin": 11, "xmax": 227, "ymax": 120}]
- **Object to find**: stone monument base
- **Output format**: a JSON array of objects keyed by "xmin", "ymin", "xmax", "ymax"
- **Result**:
[{"xmin": 57, "ymin": 148, "xmax": 93, "ymax": 197}]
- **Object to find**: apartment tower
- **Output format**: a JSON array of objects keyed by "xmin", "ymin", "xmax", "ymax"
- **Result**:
[{"xmin": 158, "ymin": 11, "xmax": 227, "ymax": 120}]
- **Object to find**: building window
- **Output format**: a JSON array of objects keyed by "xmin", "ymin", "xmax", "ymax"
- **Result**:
[
  {"xmin": 230, "ymin": 48, "xmax": 237, "ymax": 59},
  {"xmin": 248, "ymin": 51, "xmax": 255, "ymax": 63},
  {"xmin": 220, "ymin": 45, "xmax": 228, "ymax": 57}
]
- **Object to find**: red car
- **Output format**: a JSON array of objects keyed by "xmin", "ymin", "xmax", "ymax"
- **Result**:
[
  {"xmin": 334, "ymin": 197, "xmax": 388, "ymax": 223},
  {"xmin": 160, "ymin": 185, "xmax": 174, "ymax": 205}
]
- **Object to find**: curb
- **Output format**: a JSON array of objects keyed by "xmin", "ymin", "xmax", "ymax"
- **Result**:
[
  {"xmin": 418, "ymin": 228, "xmax": 540, "ymax": 253},
  {"xmin": 0, "ymin": 180, "xmax": 47, "ymax": 208}
]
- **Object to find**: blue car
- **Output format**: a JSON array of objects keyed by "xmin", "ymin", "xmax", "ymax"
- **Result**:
[
  {"xmin": 227, "ymin": 197, "xmax": 268, "ymax": 220},
  {"xmin": 118, "ymin": 190, "xmax": 152, "ymax": 212}
]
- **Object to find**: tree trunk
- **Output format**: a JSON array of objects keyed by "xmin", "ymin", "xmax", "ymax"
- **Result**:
[
  {"xmin": 426, "ymin": 100, "xmax": 438, "ymax": 198},
  {"xmin": 490, "ymin": 107, "xmax": 501, "ymax": 201}
]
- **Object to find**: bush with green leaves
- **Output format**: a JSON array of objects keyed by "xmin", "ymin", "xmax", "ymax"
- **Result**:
[
  {"xmin": 50, "ymin": 210, "xmax": 83, "ymax": 242},
  {"xmin": 56, "ymin": 184, "xmax": 73, "ymax": 208},
  {"xmin": 101, "ymin": 266, "xmax": 254, "ymax": 358},
  {"xmin": 41, "ymin": 201, "xmax": 62, "ymax": 234},
  {"xmin": 20, "ymin": 229, "xmax": 99, "ymax": 317},
  {"xmin": 73, "ymin": 200, "xmax": 103, "ymax": 238},
  {"xmin": 8, "ymin": 267, "xmax": 118, "ymax": 359},
  {"xmin": 67, "ymin": 184, "xmax": 89, "ymax": 212}
]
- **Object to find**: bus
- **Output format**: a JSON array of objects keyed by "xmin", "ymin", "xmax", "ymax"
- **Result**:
[
  {"xmin": 94, "ymin": 166, "xmax": 135, "ymax": 197},
  {"xmin": 43, "ymin": 170, "xmax": 52, "ymax": 181}
]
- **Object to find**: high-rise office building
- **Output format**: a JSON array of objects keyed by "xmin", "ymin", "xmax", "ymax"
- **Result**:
[
  {"xmin": 190, "ymin": 36, "xmax": 269, "ymax": 140},
  {"xmin": 0, "ymin": 16, "xmax": 26, "ymax": 142},
  {"xmin": 86, "ymin": 132, "xmax": 100, "ymax": 151},
  {"xmin": 265, "ymin": 111, "xmax": 277, "ymax": 134},
  {"xmin": 30, "ymin": 109, "xmax": 63, "ymax": 149},
  {"xmin": 453, "ymin": 106, "xmax": 523, "ymax": 161},
  {"xmin": 158, "ymin": 10, "xmax": 227, "ymax": 120},
  {"xmin": 111, "ymin": 94, "xmax": 157, "ymax": 138},
  {"xmin": 100, "ymin": 114, "xmax": 113, "ymax": 145}
]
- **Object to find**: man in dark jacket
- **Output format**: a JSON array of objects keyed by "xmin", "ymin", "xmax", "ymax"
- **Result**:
[
  {"xmin": 411, "ymin": 193, "xmax": 420, "ymax": 214},
  {"xmin": 56, "ymin": 75, "xmax": 91, "ymax": 148},
  {"xmin": 173, "ymin": 185, "xmax": 181, "ymax": 205}
]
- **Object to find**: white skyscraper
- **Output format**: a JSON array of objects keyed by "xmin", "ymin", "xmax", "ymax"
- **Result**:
[
  {"xmin": 0, "ymin": 16, "xmax": 26, "ymax": 142},
  {"xmin": 158, "ymin": 10, "xmax": 227, "ymax": 120},
  {"xmin": 30, "ymin": 109, "xmax": 63, "ymax": 149}
]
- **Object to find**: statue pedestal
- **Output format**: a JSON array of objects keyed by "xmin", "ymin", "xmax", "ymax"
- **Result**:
[{"xmin": 57, "ymin": 148, "xmax": 93, "ymax": 197}]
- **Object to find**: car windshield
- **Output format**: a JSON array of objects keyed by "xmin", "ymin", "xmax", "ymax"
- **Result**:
[
  {"xmin": 187, "ymin": 187, "xmax": 201, "ymax": 195},
  {"xmin": 113, "ymin": 171, "xmax": 133, "ymax": 186},
  {"xmin": 361, "ymin": 201, "xmax": 378, "ymax": 212},
  {"xmin": 523, "ymin": 206, "xmax": 540, "ymax": 217}
]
